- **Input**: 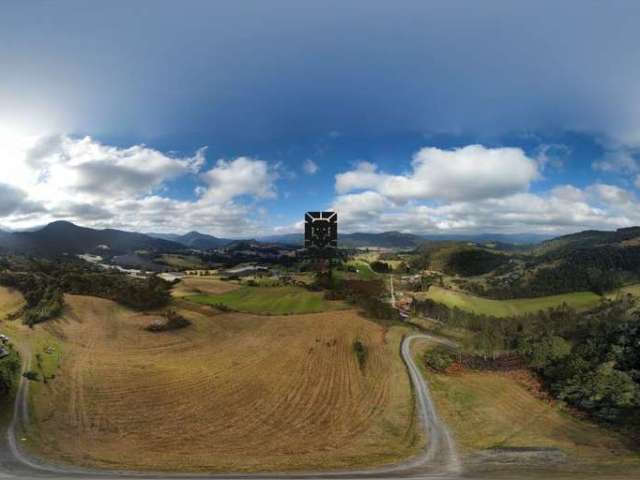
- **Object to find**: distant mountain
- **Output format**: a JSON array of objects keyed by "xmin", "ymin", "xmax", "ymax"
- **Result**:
[
  {"xmin": 259, "ymin": 231, "xmax": 549, "ymax": 249},
  {"xmin": 146, "ymin": 232, "xmax": 182, "ymax": 242},
  {"xmin": 257, "ymin": 233, "xmax": 304, "ymax": 246},
  {"xmin": 421, "ymin": 233, "xmax": 553, "ymax": 245},
  {"xmin": 148, "ymin": 231, "xmax": 231, "ymax": 249},
  {"xmin": 0, "ymin": 221, "xmax": 185, "ymax": 255},
  {"xmin": 258, "ymin": 231, "xmax": 424, "ymax": 248}
]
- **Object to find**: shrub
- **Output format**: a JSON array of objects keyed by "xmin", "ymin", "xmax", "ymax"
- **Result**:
[
  {"xmin": 424, "ymin": 346, "xmax": 457, "ymax": 372},
  {"xmin": 353, "ymin": 340, "xmax": 367, "ymax": 369},
  {"xmin": 370, "ymin": 261, "xmax": 391, "ymax": 273},
  {"xmin": 22, "ymin": 370, "xmax": 40, "ymax": 381},
  {"xmin": 145, "ymin": 310, "xmax": 191, "ymax": 332}
]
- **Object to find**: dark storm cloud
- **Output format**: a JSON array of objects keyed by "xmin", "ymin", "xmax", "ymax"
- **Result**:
[{"xmin": 2, "ymin": 1, "xmax": 640, "ymax": 145}]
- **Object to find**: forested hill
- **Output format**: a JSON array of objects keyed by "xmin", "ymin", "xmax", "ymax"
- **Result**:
[
  {"xmin": 535, "ymin": 227, "xmax": 640, "ymax": 256},
  {"xmin": 469, "ymin": 227, "xmax": 640, "ymax": 299},
  {"xmin": 0, "ymin": 221, "xmax": 184, "ymax": 255}
]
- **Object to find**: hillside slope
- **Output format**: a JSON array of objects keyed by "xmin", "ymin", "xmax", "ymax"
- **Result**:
[{"xmin": 0, "ymin": 221, "xmax": 184, "ymax": 255}]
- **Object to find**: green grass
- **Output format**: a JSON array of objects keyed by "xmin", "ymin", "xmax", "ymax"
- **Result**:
[
  {"xmin": 345, "ymin": 260, "xmax": 377, "ymax": 280},
  {"xmin": 158, "ymin": 254, "xmax": 206, "ymax": 269},
  {"xmin": 416, "ymin": 286, "xmax": 602, "ymax": 317},
  {"xmin": 187, "ymin": 286, "xmax": 347, "ymax": 315}
]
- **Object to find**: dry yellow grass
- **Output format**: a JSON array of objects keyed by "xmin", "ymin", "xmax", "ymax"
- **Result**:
[
  {"xmin": 20, "ymin": 295, "xmax": 421, "ymax": 472},
  {"xmin": 0, "ymin": 286, "xmax": 24, "ymax": 317},
  {"xmin": 171, "ymin": 276, "xmax": 240, "ymax": 297}
]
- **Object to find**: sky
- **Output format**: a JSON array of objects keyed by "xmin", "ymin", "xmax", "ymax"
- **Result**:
[{"xmin": 2, "ymin": 0, "xmax": 640, "ymax": 237}]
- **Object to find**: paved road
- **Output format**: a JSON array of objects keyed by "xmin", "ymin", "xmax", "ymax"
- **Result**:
[{"xmin": 0, "ymin": 335, "xmax": 461, "ymax": 480}]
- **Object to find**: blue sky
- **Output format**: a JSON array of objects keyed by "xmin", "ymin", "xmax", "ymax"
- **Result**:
[{"xmin": 2, "ymin": 1, "xmax": 640, "ymax": 236}]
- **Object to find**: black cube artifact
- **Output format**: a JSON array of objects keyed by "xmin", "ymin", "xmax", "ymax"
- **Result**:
[{"xmin": 304, "ymin": 211, "xmax": 337, "ymax": 251}]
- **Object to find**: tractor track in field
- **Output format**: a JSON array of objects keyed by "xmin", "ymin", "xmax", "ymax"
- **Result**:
[{"xmin": 0, "ymin": 333, "xmax": 461, "ymax": 480}]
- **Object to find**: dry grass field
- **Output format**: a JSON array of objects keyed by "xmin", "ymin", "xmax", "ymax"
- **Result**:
[
  {"xmin": 0, "ymin": 286, "xmax": 24, "ymax": 318},
  {"xmin": 171, "ymin": 276, "xmax": 240, "ymax": 297},
  {"xmin": 17, "ymin": 294, "xmax": 421, "ymax": 472},
  {"xmin": 412, "ymin": 340, "xmax": 640, "ymax": 471}
]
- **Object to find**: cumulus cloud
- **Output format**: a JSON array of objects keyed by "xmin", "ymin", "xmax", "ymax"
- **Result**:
[
  {"xmin": 201, "ymin": 156, "xmax": 277, "ymax": 204},
  {"xmin": 328, "ymin": 145, "xmax": 640, "ymax": 235},
  {"xmin": 23, "ymin": 135, "xmax": 206, "ymax": 198},
  {"xmin": 332, "ymin": 185, "xmax": 639, "ymax": 235},
  {"xmin": 336, "ymin": 145, "xmax": 539, "ymax": 203},
  {"xmin": 0, "ymin": 134, "xmax": 279, "ymax": 235},
  {"xmin": 302, "ymin": 158, "xmax": 319, "ymax": 175}
]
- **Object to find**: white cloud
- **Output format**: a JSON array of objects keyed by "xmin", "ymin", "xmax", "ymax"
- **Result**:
[
  {"xmin": 23, "ymin": 135, "xmax": 205, "ymax": 199},
  {"xmin": 201, "ymin": 156, "xmax": 277, "ymax": 204},
  {"xmin": 327, "ymin": 145, "xmax": 640, "ymax": 235},
  {"xmin": 302, "ymin": 158, "xmax": 319, "ymax": 175},
  {"xmin": 0, "ymin": 133, "xmax": 280, "ymax": 235},
  {"xmin": 331, "ymin": 186, "xmax": 639, "ymax": 235},
  {"xmin": 635, "ymin": 175, "xmax": 640, "ymax": 189},
  {"xmin": 335, "ymin": 145, "xmax": 539, "ymax": 202},
  {"xmin": 331, "ymin": 191, "xmax": 388, "ymax": 226}
]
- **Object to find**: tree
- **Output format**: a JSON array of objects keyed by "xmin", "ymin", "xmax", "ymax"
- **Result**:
[{"xmin": 521, "ymin": 335, "xmax": 571, "ymax": 370}]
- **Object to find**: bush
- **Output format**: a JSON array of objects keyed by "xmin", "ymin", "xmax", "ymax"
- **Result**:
[
  {"xmin": 22, "ymin": 370, "xmax": 40, "ymax": 381},
  {"xmin": 62, "ymin": 273, "xmax": 171, "ymax": 310},
  {"xmin": 424, "ymin": 346, "xmax": 457, "ymax": 372},
  {"xmin": 145, "ymin": 310, "xmax": 191, "ymax": 332},
  {"xmin": 370, "ymin": 261, "xmax": 391, "ymax": 273},
  {"xmin": 353, "ymin": 340, "xmax": 367, "ymax": 369}
]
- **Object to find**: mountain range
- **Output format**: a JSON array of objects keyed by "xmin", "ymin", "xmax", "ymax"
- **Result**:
[
  {"xmin": 258, "ymin": 231, "xmax": 552, "ymax": 248},
  {"xmin": 147, "ymin": 231, "xmax": 231, "ymax": 250},
  {"xmin": 0, "ymin": 220, "xmax": 600, "ymax": 256},
  {"xmin": 0, "ymin": 221, "xmax": 183, "ymax": 255}
]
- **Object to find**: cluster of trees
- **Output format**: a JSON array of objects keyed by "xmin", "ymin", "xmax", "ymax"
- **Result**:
[
  {"xmin": 443, "ymin": 248, "xmax": 509, "ymax": 276},
  {"xmin": 370, "ymin": 261, "xmax": 391, "ymax": 273},
  {"xmin": 414, "ymin": 295, "xmax": 640, "ymax": 426},
  {"xmin": 317, "ymin": 275, "xmax": 399, "ymax": 323},
  {"xmin": 410, "ymin": 246, "xmax": 509, "ymax": 277},
  {"xmin": 519, "ymin": 311, "xmax": 640, "ymax": 425},
  {"xmin": 0, "ymin": 272, "xmax": 64, "ymax": 326},
  {"xmin": 0, "ymin": 347, "xmax": 21, "ymax": 396},
  {"xmin": 62, "ymin": 273, "xmax": 172, "ymax": 310}
]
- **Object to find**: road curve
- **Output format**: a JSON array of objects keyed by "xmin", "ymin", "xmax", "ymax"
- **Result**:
[{"xmin": 0, "ymin": 334, "xmax": 461, "ymax": 480}]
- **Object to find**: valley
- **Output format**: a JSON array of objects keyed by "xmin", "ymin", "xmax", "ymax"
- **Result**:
[{"xmin": 0, "ymin": 222, "xmax": 639, "ymax": 478}]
